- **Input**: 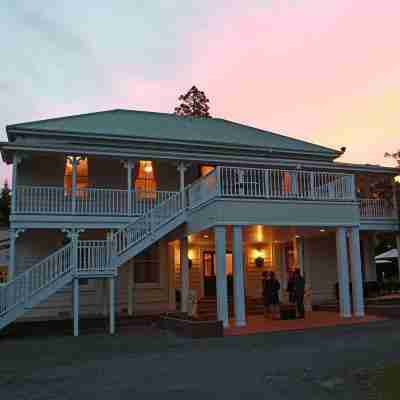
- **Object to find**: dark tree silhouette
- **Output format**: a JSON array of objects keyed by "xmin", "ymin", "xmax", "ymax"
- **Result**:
[
  {"xmin": 0, "ymin": 180, "xmax": 11, "ymax": 226},
  {"xmin": 174, "ymin": 86, "xmax": 211, "ymax": 118},
  {"xmin": 385, "ymin": 151, "xmax": 400, "ymax": 166}
]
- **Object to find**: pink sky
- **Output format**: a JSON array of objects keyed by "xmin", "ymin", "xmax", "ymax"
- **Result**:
[{"xmin": 2, "ymin": 1, "xmax": 400, "ymax": 184}]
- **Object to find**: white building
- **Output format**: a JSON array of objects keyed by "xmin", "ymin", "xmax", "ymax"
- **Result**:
[{"xmin": 0, "ymin": 109, "xmax": 399, "ymax": 335}]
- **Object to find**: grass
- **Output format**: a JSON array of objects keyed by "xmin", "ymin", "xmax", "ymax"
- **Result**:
[{"xmin": 375, "ymin": 363, "xmax": 400, "ymax": 400}]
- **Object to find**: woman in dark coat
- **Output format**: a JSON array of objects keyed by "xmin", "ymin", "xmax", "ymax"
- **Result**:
[{"xmin": 263, "ymin": 271, "xmax": 281, "ymax": 319}]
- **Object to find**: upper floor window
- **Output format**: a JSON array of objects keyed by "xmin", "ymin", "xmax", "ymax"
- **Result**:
[
  {"xmin": 64, "ymin": 158, "xmax": 89, "ymax": 194},
  {"xmin": 135, "ymin": 160, "xmax": 157, "ymax": 198}
]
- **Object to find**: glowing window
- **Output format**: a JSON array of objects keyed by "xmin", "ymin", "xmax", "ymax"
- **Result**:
[
  {"xmin": 64, "ymin": 158, "xmax": 89, "ymax": 194},
  {"xmin": 200, "ymin": 165, "xmax": 215, "ymax": 177},
  {"xmin": 135, "ymin": 160, "xmax": 157, "ymax": 198}
]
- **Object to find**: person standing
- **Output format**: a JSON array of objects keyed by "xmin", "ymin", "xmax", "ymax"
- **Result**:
[
  {"xmin": 293, "ymin": 269, "xmax": 305, "ymax": 318},
  {"xmin": 269, "ymin": 272, "xmax": 281, "ymax": 319},
  {"xmin": 287, "ymin": 271, "xmax": 296, "ymax": 304},
  {"xmin": 262, "ymin": 271, "xmax": 270, "ymax": 317}
]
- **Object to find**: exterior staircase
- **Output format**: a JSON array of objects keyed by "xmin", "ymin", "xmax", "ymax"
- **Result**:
[{"xmin": 0, "ymin": 172, "xmax": 218, "ymax": 332}]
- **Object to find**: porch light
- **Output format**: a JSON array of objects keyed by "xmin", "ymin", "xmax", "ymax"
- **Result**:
[{"xmin": 320, "ymin": 229, "xmax": 326, "ymax": 233}]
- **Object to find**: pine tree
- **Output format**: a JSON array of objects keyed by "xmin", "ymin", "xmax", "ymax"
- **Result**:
[
  {"xmin": 174, "ymin": 86, "xmax": 211, "ymax": 118},
  {"xmin": 0, "ymin": 180, "xmax": 11, "ymax": 226}
]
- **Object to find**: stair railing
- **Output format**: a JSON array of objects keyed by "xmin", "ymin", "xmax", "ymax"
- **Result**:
[{"xmin": 0, "ymin": 242, "xmax": 74, "ymax": 317}]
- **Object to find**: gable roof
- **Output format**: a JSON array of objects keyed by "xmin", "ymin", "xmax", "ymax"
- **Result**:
[{"xmin": 6, "ymin": 109, "xmax": 340, "ymax": 158}]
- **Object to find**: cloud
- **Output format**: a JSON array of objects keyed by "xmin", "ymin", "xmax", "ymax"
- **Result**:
[{"xmin": 10, "ymin": 3, "xmax": 92, "ymax": 57}]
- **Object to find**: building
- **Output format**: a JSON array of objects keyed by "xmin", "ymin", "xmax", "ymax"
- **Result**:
[{"xmin": 0, "ymin": 109, "xmax": 399, "ymax": 335}]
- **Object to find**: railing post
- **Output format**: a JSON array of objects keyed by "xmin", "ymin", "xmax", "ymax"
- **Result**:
[
  {"xmin": 351, "ymin": 175, "xmax": 356, "ymax": 201},
  {"xmin": 11, "ymin": 154, "xmax": 22, "ymax": 214},
  {"xmin": 123, "ymin": 160, "xmax": 134, "ymax": 216},
  {"xmin": 216, "ymin": 166, "xmax": 222, "ymax": 196},
  {"xmin": 310, "ymin": 172, "xmax": 315, "ymax": 200},
  {"xmin": 177, "ymin": 162, "xmax": 187, "ymax": 210}
]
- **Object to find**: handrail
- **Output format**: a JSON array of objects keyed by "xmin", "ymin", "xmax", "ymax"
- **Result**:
[{"xmin": 0, "ymin": 243, "xmax": 73, "ymax": 316}]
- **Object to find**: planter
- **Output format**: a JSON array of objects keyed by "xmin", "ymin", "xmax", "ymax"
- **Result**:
[{"xmin": 159, "ymin": 314, "xmax": 224, "ymax": 338}]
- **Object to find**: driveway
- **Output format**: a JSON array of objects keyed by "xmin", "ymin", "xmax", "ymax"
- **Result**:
[{"xmin": 0, "ymin": 319, "xmax": 398, "ymax": 399}]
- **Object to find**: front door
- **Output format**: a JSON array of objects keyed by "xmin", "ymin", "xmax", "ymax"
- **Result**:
[{"xmin": 203, "ymin": 251, "xmax": 233, "ymax": 297}]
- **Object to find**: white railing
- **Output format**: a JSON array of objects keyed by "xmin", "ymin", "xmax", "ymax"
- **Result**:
[
  {"xmin": 186, "ymin": 168, "xmax": 218, "ymax": 208},
  {"xmin": 359, "ymin": 199, "xmax": 396, "ymax": 218},
  {"xmin": 76, "ymin": 189, "xmax": 128, "ymax": 216},
  {"xmin": 15, "ymin": 186, "xmax": 72, "ymax": 214},
  {"xmin": 14, "ymin": 186, "xmax": 178, "ymax": 216},
  {"xmin": 132, "ymin": 190, "xmax": 178, "ymax": 214},
  {"xmin": 113, "ymin": 191, "xmax": 184, "ymax": 255},
  {"xmin": 218, "ymin": 167, "xmax": 355, "ymax": 201},
  {"xmin": 0, "ymin": 243, "xmax": 73, "ymax": 316},
  {"xmin": 77, "ymin": 240, "xmax": 113, "ymax": 274}
]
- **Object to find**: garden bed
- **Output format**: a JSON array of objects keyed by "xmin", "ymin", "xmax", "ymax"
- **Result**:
[{"xmin": 159, "ymin": 313, "xmax": 224, "ymax": 338}]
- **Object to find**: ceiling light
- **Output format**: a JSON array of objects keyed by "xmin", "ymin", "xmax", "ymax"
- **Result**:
[{"xmin": 203, "ymin": 234, "xmax": 209, "ymax": 239}]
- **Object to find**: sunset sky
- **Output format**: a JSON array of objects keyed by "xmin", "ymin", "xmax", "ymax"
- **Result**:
[{"xmin": 1, "ymin": 1, "xmax": 400, "ymax": 182}]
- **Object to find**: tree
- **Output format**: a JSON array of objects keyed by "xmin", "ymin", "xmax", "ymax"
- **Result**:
[
  {"xmin": 385, "ymin": 151, "xmax": 400, "ymax": 166},
  {"xmin": 0, "ymin": 180, "xmax": 11, "ymax": 226},
  {"xmin": 174, "ymin": 86, "xmax": 211, "ymax": 118}
]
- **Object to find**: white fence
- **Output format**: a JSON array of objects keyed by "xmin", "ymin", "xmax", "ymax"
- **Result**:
[
  {"xmin": 218, "ymin": 167, "xmax": 355, "ymax": 201},
  {"xmin": 359, "ymin": 198, "xmax": 395, "ymax": 218},
  {"xmin": 14, "ymin": 186, "xmax": 178, "ymax": 216}
]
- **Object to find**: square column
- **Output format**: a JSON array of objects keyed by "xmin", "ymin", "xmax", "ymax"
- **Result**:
[
  {"xmin": 109, "ymin": 277, "xmax": 116, "ymax": 335},
  {"xmin": 180, "ymin": 237, "xmax": 189, "ymax": 313},
  {"xmin": 232, "ymin": 226, "xmax": 246, "ymax": 327},
  {"xmin": 214, "ymin": 226, "xmax": 229, "ymax": 327},
  {"xmin": 73, "ymin": 277, "xmax": 80, "ymax": 336},
  {"xmin": 127, "ymin": 260, "xmax": 135, "ymax": 316},
  {"xmin": 336, "ymin": 227, "xmax": 352, "ymax": 318},
  {"xmin": 349, "ymin": 227, "xmax": 365, "ymax": 317}
]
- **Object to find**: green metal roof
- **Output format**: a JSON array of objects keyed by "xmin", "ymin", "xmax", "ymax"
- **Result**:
[{"xmin": 7, "ymin": 109, "xmax": 340, "ymax": 157}]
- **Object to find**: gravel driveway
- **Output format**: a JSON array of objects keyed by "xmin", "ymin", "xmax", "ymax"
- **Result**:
[{"xmin": 1, "ymin": 319, "xmax": 398, "ymax": 399}]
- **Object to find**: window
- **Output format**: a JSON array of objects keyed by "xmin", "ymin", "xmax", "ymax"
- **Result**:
[
  {"xmin": 134, "ymin": 244, "xmax": 160, "ymax": 284},
  {"xmin": 200, "ymin": 165, "xmax": 215, "ymax": 177},
  {"xmin": 64, "ymin": 157, "xmax": 89, "ymax": 194},
  {"xmin": 135, "ymin": 160, "xmax": 157, "ymax": 199}
]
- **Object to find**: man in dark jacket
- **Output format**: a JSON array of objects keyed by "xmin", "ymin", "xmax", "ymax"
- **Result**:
[{"xmin": 293, "ymin": 269, "xmax": 305, "ymax": 318}]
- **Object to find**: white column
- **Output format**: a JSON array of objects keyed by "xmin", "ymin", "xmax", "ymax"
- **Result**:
[
  {"xmin": 215, "ymin": 225, "xmax": 229, "ymax": 327},
  {"xmin": 180, "ymin": 237, "xmax": 189, "ymax": 313},
  {"xmin": 109, "ymin": 276, "xmax": 116, "ymax": 334},
  {"xmin": 125, "ymin": 160, "xmax": 134, "ymax": 216},
  {"xmin": 73, "ymin": 277, "xmax": 80, "ymax": 336},
  {"xmin": 362, "ymin": 233, "xmax": 377, "ymax": 282},
  {"xmin": 349, "ymin": 227, "xmax": 365, "ymax": 317},
  {"xmin": 336, "ymin": 227, "xmax": 352, "ymax": 318},
  {"xmin": 232, "ymin": 226, "xmax": 246, "ymax": 327},
  {"xmin": 11, "ymin": 153, "xmax": 21, "ymax": 214},
  {"xmin": 9, "ymin": 229, "xmax": 16, "ymax": 280},
  {"xmin": 127, "ymin": 259, "xmax": 135, "ymax": 316},
  {"xmin": 8, "ymin": 228, "xmax": 24, "ymax": 280},
  {"xmin": 177, "ymin": 162, "xmax": 187, "ymax": 208},
  {"xmin": 68, "ymin": 156, "xmax": 81, "ymax": 214},
  {"xmin": 102, "ymin": 278, "xmax": 108, "ymax": 316}
]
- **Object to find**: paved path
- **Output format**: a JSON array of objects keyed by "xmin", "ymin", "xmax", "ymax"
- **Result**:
[{"xmin": 1, "ymin": 319, "xmax": 399, "ymax": 399}]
